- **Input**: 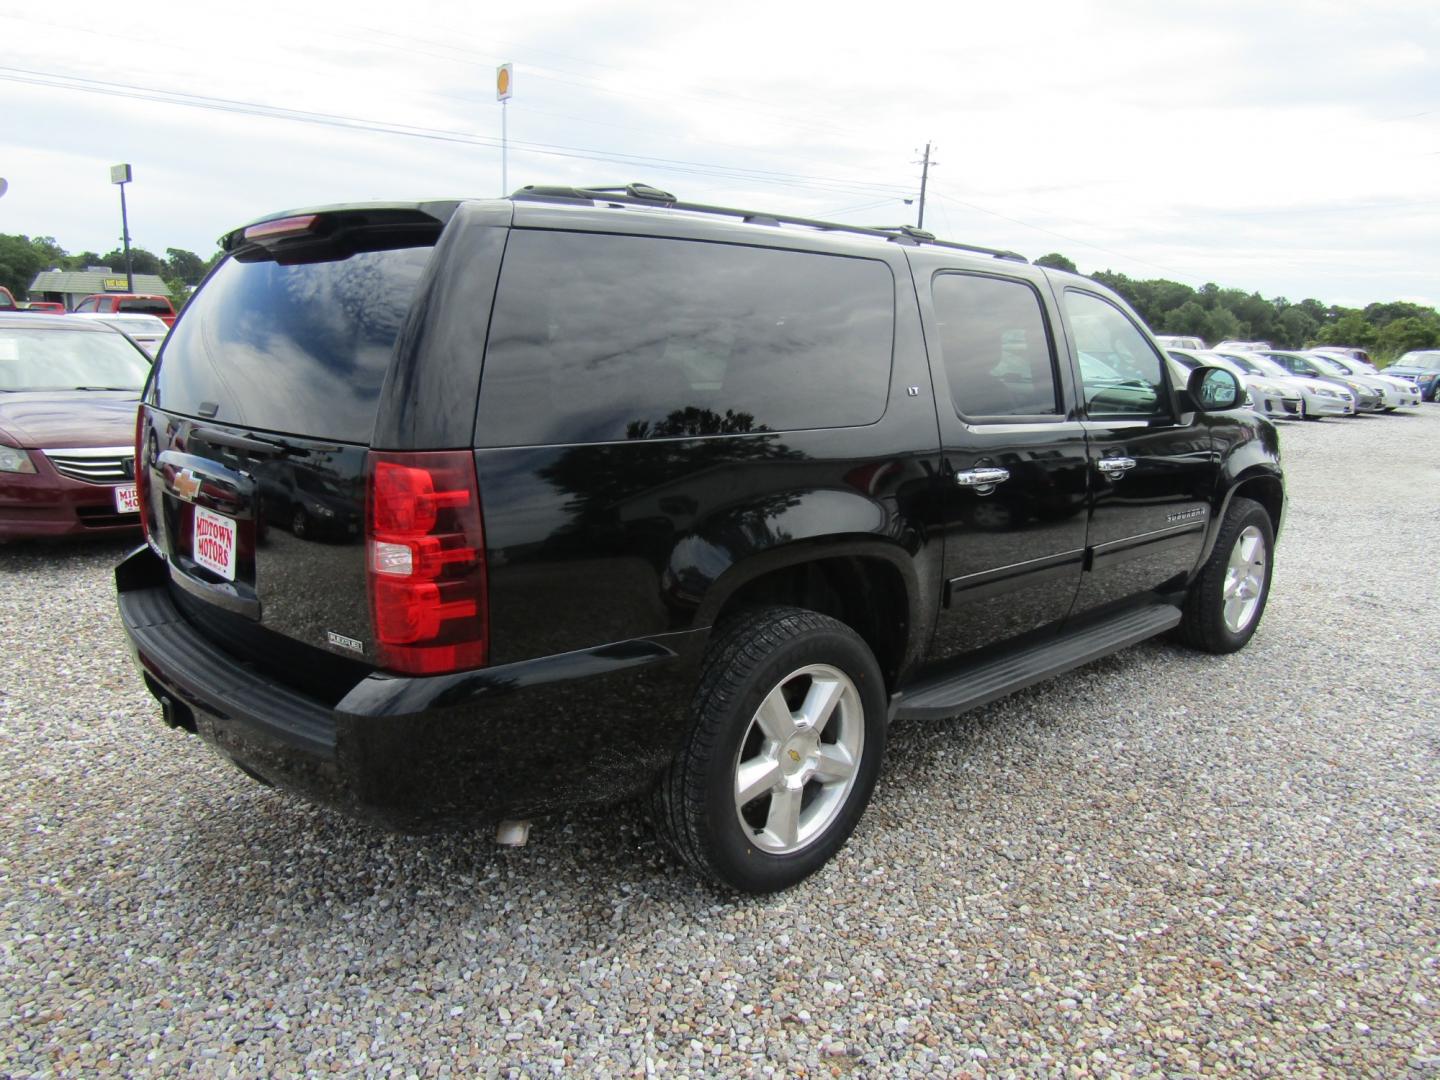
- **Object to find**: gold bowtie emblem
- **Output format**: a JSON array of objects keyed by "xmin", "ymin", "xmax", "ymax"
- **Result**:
[{"xmin": 788, "ymin": 749, "xmax": 801, "ymax": 763}]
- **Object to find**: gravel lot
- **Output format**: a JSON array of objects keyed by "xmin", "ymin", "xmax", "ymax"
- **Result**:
[{"xmin": 2, "ymin": 408, "xmax": 1437, "ymax": 1078}]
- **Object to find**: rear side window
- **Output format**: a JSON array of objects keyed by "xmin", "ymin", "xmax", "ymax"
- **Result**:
[
  {"xmin": 119, "ymin": 298, "xmax": 172, "ymax": 316},
  {"xmin": 476, "ymin": 231, "xmax": 894, "ymax": 445},
  {"xmin": 931, "ymin": 273, "xmax": 1059, "ymax": 417},
  {"xmin": 153, "ymin": 247, "xmax": 432, "ymax": 442}
]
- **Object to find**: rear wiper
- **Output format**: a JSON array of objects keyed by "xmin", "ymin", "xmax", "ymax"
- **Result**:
[{"xmin": 72, "ymin": 385, "xmax": 139, "ymax": 391}]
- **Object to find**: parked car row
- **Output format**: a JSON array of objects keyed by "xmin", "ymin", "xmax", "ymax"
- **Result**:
[{"xmin": 1167, "ymin": 346, "xmax": 1428, "ymax": 422}]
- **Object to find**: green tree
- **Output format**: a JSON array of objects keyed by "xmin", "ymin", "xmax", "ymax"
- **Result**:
[
  {"xmin": 1205, "ymin": 307, "xmax": 1242, "ymax": 343},
  {"xmin": 1317, "ymin": 312, "xmax": 1377, "ymax": 348},
  {"xmin": 99, "ymin": 247, "xmax": 163, "ymax": 278},
  {"xmin": 1035, "ymin": 252, "xmax": 1077, "ymax": 273},
  {"xmin": 163, "ymin": 247, "xmax": 207, "ymax": 286},
  {"xmin": 0, "ymin": 233, "xmax": 46, "ymax": 299},
  {"xmin": 1375, "ymin": 317, "xmax": 1439, "ymax": 358},
  {"xmin": 1160, "ymin": 301, "xmax": 1210, "ymax": 338},
  {"xmin": 1276, "ymin": 307, "xmax": 1319, "ymax": 349},
  {"xmin": 1362, "ymin": 301, "xmax": 1437, "ymax": 329}
]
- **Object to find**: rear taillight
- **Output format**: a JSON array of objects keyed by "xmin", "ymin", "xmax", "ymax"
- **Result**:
[
  {"xmin": 133, "ymin": 405, "xmax": 148, "ymax": 541},
  {"xmin": 365, "ymin": 450, "xmax": 489, "ymax": 675}
]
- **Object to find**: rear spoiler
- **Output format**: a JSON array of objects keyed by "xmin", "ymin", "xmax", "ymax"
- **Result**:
[{"xmin": 220, "ymin": 201, "xmax": 466, "ymax": 263}]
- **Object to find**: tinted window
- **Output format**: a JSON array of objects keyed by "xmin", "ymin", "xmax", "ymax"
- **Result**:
[
  {"xmin": 118, "ymin": 298, "xmax": 172, "ymax": 316},
  {"xmin": 476, "ymin": 232, "xmax": 894, "ymax": 446},
  {"xmin": 932, "ymin": 273, "xmax": 1058, "ymax": 417},
  {"xmin": 153, "ymin": 246, "xmax": 432, "ymax": 442},
  {"xmin": 1065, "ymin": 290, "xmax": 1169, "ymax": 417}
]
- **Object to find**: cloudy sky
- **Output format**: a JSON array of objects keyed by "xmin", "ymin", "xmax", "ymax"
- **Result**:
[{"xmin": 2, "ymin": 0, "xmax": 1436, "ymax": 307}]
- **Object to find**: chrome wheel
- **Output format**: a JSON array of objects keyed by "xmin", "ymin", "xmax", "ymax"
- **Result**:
[
  {"xmin": 733, "ymin": 663, "xmax": 864, "ymax": 855},
  {"xmin": 1222, "ymin": 525, "xmax": 1267, "ymax": 633}
]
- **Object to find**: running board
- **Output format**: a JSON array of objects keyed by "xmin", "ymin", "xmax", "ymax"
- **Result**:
[{"xmin": 892, "ymin": 603, "xmax": 1182, "ymax": 722}]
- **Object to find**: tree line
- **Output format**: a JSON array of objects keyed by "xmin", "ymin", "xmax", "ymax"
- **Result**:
[
  {"xmin": 0, "ymin": 232, "xmax": 219, "ymax": 303},
  {"xmin": 1034, "ymin": 253, "xmax": 1439, "ymax": 362}
]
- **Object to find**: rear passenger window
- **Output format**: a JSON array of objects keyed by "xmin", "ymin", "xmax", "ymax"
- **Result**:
[
  {"xmin": 931, "ymin": 273, "xmax": 1059, "ymax": 418},
  {"xmin": 476, "ymin": 232, "xmax": 895, "ymax": 446}
]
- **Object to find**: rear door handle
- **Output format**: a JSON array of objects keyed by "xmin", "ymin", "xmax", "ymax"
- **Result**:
[
  {"xmin": 954, "ymin": 467, "xmax": 1010, "ymax": 495},
  {"xmin": 1098, "ymin": 456, "xmax": 1137, "ymax": 477}
]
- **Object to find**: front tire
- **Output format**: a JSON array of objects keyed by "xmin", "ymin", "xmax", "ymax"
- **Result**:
[
  {"xmin": 653, "ymin": 607, "xmax": 887, "ymax": 893},
  {"xmin": 1178, "ymin": 496, "xmax": 1274, "ymax": 654}
]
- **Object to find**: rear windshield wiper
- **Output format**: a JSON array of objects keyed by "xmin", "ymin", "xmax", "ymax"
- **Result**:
[{"xmin": 72, "ymin": 385, "xmax": 140, "ymax": 391}]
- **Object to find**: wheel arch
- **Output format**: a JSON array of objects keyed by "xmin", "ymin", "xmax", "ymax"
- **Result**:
[
  {"xmin": 693, "ymin": 538, "xmax": 922, "ymax": 692},
  {"xmin": 1200, "ymin": 465, "xmax": 1285, "ymax": 566}
]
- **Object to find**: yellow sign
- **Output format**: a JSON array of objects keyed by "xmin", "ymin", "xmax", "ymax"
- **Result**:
[
  {"xmin": 497, "ymin": 63, "xmax": 513, "ymax": 102},
  {"xmin": 102, "ymin": 277, "xmax": 130, "ymax": 290}
]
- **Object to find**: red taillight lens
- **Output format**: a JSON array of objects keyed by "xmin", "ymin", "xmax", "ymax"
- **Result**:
[
  {"xmin": 133, "ymin": 405, "xmax": 148, "ymax": 540},
  {"xmin": 242, "ymin": 214, "xmax": 319, "ymax": 241},
  {"xmin": 366, "ymin": 450, "xmax": 488, "ymax": 675}
]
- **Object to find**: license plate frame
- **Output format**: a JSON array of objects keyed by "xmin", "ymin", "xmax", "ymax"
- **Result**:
[
  {"xmin": 114, "ymin": 484, "xmax": 139, "ymax": 514},
  {"xmin": 193, "ymin": 506, "xmax": 237, "ymax": 582}
]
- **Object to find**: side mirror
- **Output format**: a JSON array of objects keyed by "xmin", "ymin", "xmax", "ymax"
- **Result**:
[{"xmin": 1187, "ymin": 366, "xmax": 1243, "ymax": 411}]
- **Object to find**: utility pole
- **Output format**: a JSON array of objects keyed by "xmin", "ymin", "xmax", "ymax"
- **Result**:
[
  {"xmin": 916, "ymin": 142, "xmax": 935, "ymax": 231},
  {"xmin": 497, "ymin": 63, "xmax": 514, "ymax": 196},
  {"xmin": 110, "ymin": 164, "xmax": 134, "ymax": 292}
]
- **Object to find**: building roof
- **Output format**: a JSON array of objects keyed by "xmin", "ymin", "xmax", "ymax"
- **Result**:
[{"xmin": 28, "ymin": 270, "xmax": 173, "ymax": 297}]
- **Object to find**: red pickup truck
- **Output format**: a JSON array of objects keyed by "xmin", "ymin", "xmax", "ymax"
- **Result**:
[
  {"xmin": 0, "ymin": 286, "xmax": 17, "ymax": 311},
  {"xmin": 74, "ymin": 293, "xmax": 177, "ymax": 327}
]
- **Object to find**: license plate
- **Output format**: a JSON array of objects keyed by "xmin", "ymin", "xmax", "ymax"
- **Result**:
[
  {"xmin": 193, "ymin": 506, "xmax": 237, "ymax": 582},
  {"xmin": 114, "ymin": 484, "xmax": 139, "ymax": 514}
]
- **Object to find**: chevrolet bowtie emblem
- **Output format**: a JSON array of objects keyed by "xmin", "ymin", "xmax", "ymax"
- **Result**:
[
  {"xmin": 174, "ymin": 468, "xmax": 202, "ymax": 502},
  {"xmin": 788, "ymin": 749, "xmax": 802, "ymax": 763}
]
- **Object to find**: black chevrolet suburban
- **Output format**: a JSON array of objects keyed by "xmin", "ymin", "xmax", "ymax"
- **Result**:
[{"xmin": 116, "ymin": 185, "xmax": 1283, "ymax": 893}]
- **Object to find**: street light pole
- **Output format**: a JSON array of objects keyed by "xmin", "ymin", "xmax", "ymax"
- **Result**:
[{"xmin": 110, "ymin": 164, "xmax": 134, "ymax": 293}]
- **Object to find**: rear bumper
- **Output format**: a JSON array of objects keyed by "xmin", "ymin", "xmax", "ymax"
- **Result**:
[
  {"xmin": 115, "ymin": 545, "xmax": 704, "ymax": 830},
  {"xmin": 0, "ymin": 454, "xmax": 139, "ymax": 539}
]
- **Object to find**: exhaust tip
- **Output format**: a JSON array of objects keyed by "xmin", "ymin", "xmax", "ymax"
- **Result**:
[{"xmin": 495, "ymin": 820, "xmax": 531, "ymax": 847}]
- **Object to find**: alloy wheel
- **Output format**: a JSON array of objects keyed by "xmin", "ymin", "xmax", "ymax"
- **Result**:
[{"xmin": 732, "ymin": 664, "xmax": 864, "ymax": 854}]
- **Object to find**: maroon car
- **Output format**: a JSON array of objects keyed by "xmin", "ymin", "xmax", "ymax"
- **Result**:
[{"xmin": 0, "ymin": 314, "xmax": 150, "ymax": 539}]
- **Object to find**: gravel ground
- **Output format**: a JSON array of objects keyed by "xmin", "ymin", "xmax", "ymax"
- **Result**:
[{"xmin": 1, "ymin": 408, "xmax": 1437, "ymax": 1078}]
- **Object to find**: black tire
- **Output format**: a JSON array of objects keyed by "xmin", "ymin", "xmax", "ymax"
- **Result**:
[
  {"xmin": 652, "ymin": 606, "xmax": 887, "ymax": 893},
  {"xmin": 1178, "ymin": 496, "xmax": 1274, "ymax": 654}
]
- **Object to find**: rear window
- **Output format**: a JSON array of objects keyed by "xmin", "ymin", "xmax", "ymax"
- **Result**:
[
  {"xmin": 118, "ymin": 298, "xmax": 172, "ymax": 316},
  {"xmin": 476, "ymin": 231, "xmax": 894, "ymax": 446},
  {"xmin": 152, "ymin": 246, "xmax": 431, "ymax": 442}
]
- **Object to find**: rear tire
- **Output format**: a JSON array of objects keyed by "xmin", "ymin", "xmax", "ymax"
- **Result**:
[
  {"xmin": 652, "ymin": 606, "xmax": 887, "ymax": 893},
  {"xmin": 1179, "ymin": 496, "xmax": 1274, "ymax": 654}
]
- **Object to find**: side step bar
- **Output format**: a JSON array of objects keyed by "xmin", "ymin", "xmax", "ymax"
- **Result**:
[{"xmin": 892, "ymin": 603, "xmax": 1182, "ymax": 722}]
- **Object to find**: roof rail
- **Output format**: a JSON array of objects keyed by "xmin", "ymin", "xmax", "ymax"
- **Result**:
[{"xmin": 511, "ymin": 183, "xmax": 1028, "ymax": 262}]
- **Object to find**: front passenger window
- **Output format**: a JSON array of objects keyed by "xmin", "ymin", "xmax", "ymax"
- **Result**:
[{"xmin": 1065, "ymin": 291, "xmax": 1169, "ymax": 417}]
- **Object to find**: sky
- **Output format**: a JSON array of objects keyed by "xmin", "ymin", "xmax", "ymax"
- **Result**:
[{"xmin": 1, "ymin": 0, "xmax": 1436, "ymax": 308}]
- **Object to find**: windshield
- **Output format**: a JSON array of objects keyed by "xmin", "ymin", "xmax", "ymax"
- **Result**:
[
  {"xmin": 1304, "ymin": 354, "xmax": 1349, "ymax": 376},
  {"xmin": 0, "ymin": 327, "xmax": 151, "ymax": 391},
  {"xmin": 1319, "ymin": 355, "xmax": 1357, "ymax": 374}
]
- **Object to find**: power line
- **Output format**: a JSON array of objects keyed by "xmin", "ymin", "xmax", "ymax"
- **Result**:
[{"xmin": 0, "ymin": 66, "xmax": 913, "ymax": 202}]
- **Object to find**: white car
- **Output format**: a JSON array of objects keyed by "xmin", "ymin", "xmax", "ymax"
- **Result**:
[
  {"xmin": 1212, "ymin": 350, "xmax": 1356, "ymax": 419},
  {"xmin": 1316, "ymin": 353, "xmax": 1421, "ymax": 409},
  {"xmin": 1155, "ymin": 334, "xmax": 1207, "ymax": 350},
  {"xmin": 1214, "ymin": 339, "xmax": 1273, "ymax": 352},
  {"xmin": 1168, "ymin": 349, "xmax": 1301, "ymax": 420},
  {"xmin": 66, "ymin": 312, "xmax": 169, "ymax": 358}
]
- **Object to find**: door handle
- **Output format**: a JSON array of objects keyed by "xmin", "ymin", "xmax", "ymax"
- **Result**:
[
  {"xmin": 1098, "ymin": 456, "xmax": 1137, "ymax": 477},
  {"xmin": 954, "ymin": 467, "xmax": 1010, "ymax": 495}
]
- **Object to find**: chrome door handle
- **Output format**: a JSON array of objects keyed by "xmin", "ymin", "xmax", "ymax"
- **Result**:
[
  {"xmin": 1098, "ymin": 456, "xmax": 1137, "ymax": 477},
  {"xmin": 954, "ymin": 467, "xmax": 1010, "ymax": 495}
]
